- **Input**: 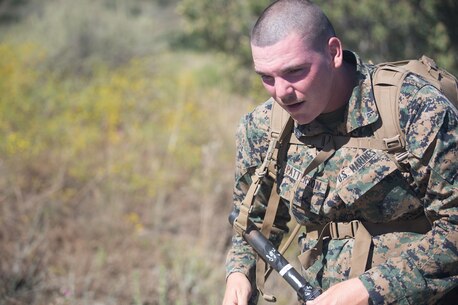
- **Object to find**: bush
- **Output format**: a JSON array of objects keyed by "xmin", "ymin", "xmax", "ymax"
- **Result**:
[{"xmin": 0, "ymin": 34, "xmax": 257, "ymax": 303}]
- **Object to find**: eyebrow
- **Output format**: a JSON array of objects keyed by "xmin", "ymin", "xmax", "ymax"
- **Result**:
[
  {"xmin": 254, "ymin": 69, "xmax": 269, "ymax": 76},
  {"xmin": 282, "ymin": 63, "xmax": 310, "ymax": 73},
  {"xmin": 254, "ymin": 63, "xmax": 310, "ymax": 76}
]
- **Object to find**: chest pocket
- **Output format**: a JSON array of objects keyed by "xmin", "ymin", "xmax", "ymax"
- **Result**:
[
  {"xmin": 336, "ymin": 149, "xmax": 421, "ymax": 222},
  {"xmin": 279, "ymin": 159, "xmax": 329, "ymax": 224},
  {"xmin": 291, "ymin": 174, "xmax": 329, "ymax": 224}
]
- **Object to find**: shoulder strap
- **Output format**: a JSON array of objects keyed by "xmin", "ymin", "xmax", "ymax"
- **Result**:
[
  {"xmin": 251, "ymin": 101, "xmax": 294, "ymax": 302},
  {"xmin": 259, "ymin": 100, "xmax": 294, "ymax": 238},
  {"xmin": 372, "ymin": 65, "xmax": 408, "ymax": 152},
  {"xmin": 234, "ymin": 101, "xmax": 294, "ymax": 238},
  {"xmin": 270, "ymin": 98, "xmax": 292, "ymax": 139}
]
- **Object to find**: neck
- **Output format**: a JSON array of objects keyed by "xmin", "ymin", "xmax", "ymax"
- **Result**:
[{"xmin": 327, "ymin": 61, "xmax": 357, "ymax": 112}]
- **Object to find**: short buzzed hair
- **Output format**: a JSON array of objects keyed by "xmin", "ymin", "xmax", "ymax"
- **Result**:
[{"xmin": 251, "ymin": 0, "xmax": 336, "ymax": 50}]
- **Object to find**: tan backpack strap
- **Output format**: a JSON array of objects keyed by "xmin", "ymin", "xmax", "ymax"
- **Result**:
[
  {"xmin": 347, "ymin": 222, "xmax": 372, "ymax": 278},
  {"xmin": 298, "ymin": 216, "xmax": 431, "ymax": 279},
  {"xmin": 255, "ymin": 260, "xmax": 276, "ymax": 302},
  {"xmin": 260, "ymin": 181, "xmax": 282, "ymax": 238},
  {"xmin": 234, "ymin": 101, "xmax": 294, "ymax": 236},
  {"xmin": 235, "ymin": 100, "xmax": 294, "ymax": 302},
  {"xmin": 291, "ymin": 132, "xmax": 406, "ymax": 154},
  {"xmin": 233, "ymin": 138, "xmax": 278, "ymax": 236},
  {"xmin": 298, "ymin": 221, "xmax": 372, "ymax": 278},
  {"xmin": 372, "ymin": 65, "xmax": 408, "ymax": 152},
  {"xmin": 270, "ymin": 99, "xmax": 292, "ymax": 138},
  {"xmin": 257, "ymin": 100, "xmax": 294, "ymax": 241},
  {"xmin": 337, "ymin": 136, "xmax": 403, "ymax": 153},
  {"xmin": 298, "ymin": 223, "xmax": 329, "ymax": 269},
  {"xmin": 255, "ymin": 179, "xmax": 281, "ymax": 303}
]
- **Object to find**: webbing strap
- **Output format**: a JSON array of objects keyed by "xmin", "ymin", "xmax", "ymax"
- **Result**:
[
  {"xmin": 372, "ymin": 66, "xmax": 407, "ymax": 152},
  {"xmin": 260, "ymin": 181, "xmax": 281, "ymax": 238},
  {"xmin": 233, "ymin": 137, "xmax": 279, "ymax": 236},
  {"xmin": 298, "ymin": 223, "xmax": 329, "ymax": 269},
  {"xmin": 348, "ymin": 223, "xmax": 372, "ymax": 278},
  {"xmin": 255, "ymin": 182, "xmax": 282, "ymax": 303},
  {"xmin": 256, "ymin": 138, "xmax": 335, "ymax": 301},
  {"xmin": 233, "ymin": 170, "xmax": 264, "ymax": 235},
  {"xmin": 298, "ymin": 221, "xmax": 372, "ymax": 278},
  {"xmin": 298, "ymin": 216, "xmax": 432, "ymax": 278},
  {"xmin": 256, "ymin": 261, "xmax": 276, "ymax": 302},
  {"xmin": 290, "ymin": 134, "xmax": 403, "ymax": 153},
  {"xmin": 232, "ymin": 101, "xmax": 294, "ymax": 302},
  {"xmin": 271, "ymin": 99, "xmax": 293, "ymax": 138},
  {"xmin": 254, "ymin": 104, "xmax": 295, "ymax": 302}
]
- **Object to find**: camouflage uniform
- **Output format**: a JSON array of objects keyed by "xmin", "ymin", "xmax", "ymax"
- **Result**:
[{"xmin": 225, "ymin": 51, "xmax": 458, "ymax": 304}]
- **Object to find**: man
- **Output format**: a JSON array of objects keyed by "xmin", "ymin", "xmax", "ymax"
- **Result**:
[{"xmin": 223, "ymin": 1, "xmax": 458, "ymax": 305}]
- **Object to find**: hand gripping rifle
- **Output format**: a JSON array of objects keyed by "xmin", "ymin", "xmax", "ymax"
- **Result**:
[{"xmin": 229, "ymin": 209, "xmax": 321, "ymax": 302}]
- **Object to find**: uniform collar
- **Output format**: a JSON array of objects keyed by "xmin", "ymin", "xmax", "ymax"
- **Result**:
[{"xmin": 344, "ymin": 51, "xmax": 379, "ymax": 133}]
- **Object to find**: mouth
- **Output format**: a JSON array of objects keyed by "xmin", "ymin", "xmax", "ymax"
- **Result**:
[{"xmin": 283, "ymin": 100, "xmax": 305, "ymax": 113}]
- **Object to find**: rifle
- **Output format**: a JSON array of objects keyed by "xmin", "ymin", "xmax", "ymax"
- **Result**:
[{"xmin": 229, "ymin": 209, "xmax": 321, "ymax": 302}]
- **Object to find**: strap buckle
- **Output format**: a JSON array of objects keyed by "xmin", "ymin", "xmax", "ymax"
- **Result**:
[
  {"xmin": 329, "ymin": 220, "xmax": 360, "ymax": 239},
  {"xmin": 395, "ymin": 151, "xmax": 409, "ymax": 162},
  {"xmin": 383, "ymin": 135, "xmax": 403, "ymax": 152}
]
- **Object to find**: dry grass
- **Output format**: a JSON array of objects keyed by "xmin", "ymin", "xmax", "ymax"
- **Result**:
[
  {"xmin": 0, "ymin": 107, "xmax": 240, "ymax": 304},
  {"xmin": 0, "ymin": 51, "xmax": 261, "ymax": 304},
  {"xmin": 0, "ymin": 1, "xmax": 299, "ymax": 304}
]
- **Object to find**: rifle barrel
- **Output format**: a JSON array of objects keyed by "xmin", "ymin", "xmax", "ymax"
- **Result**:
[{"xmin": 229, "ymin": 209, "xmax": 321, "ymax": 301}]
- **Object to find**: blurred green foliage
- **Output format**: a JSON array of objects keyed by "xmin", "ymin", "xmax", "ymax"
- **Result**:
[
  {"xmin": 178, "ymin": 0, "xmax": 458, "ymax": 74},
  {"xmin": 176, "ymin": 0, "xmax": 271, "ymax": 65},
  {"xmin": 2, "ymin": 0, "xmax": 175, "ymax": 75}
]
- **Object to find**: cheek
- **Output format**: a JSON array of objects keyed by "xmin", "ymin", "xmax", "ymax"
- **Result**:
[
  {"xmin": 262, "ymin": 83, "xmax": 276, "ymax": 97},
  {"xmin": 294, "ymin": 79, "xmax": 313, "ymax": 97},
  {"xmin": 297, "ymin": 69, "xmax": 328, "ymax": 97}
]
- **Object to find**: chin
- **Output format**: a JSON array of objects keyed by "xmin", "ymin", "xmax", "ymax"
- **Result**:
[{"xmin": 291, "ymin": 115, "xmax": 313, "ymax": 125}]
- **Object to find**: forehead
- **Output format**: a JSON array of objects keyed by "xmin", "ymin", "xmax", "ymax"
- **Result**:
[{"xmin": 251, "ymin": 33, "xmax": 317, "ymax": 75}]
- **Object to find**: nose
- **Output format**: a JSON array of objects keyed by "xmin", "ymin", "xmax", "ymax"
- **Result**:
[{"xmin": 274, "ymin": 78, "xmax": 294, "ymax": 102}]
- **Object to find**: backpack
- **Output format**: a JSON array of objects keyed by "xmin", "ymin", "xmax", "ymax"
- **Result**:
[
  {"xmin": 232, "ymin": 55, "xmax": 458, "ymax": 302},
  {"xmin": 372, "ymin": 55, "xmax": 458, "ymax": 157}
]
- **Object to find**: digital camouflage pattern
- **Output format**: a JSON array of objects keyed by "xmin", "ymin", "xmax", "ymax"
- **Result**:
[{"xmin": 225, "ymin": 51, "xmax": 458, "ymax": 304}]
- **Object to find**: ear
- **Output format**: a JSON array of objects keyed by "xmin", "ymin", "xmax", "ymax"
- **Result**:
[{"xmin": 328, "ymin": 37, "xmax": 343, "ymax": 68}]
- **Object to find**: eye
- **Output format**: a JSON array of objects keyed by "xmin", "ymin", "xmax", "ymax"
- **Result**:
[
  {"xmin": 285, "ymin": 67, "xmax": 308, "ymax": 82},
  {"xmin": 260, "ymin": 74, "xmax": 274, "ymax": 85},
  {"xmin": 287, "ymin": 68, "xmax": 304, "ymax": 76}
]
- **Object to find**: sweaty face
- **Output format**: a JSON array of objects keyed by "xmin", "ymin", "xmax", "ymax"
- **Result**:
[{"xmin": 252, "ymin": 33, "xmax": 336, "ymax": 125}]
